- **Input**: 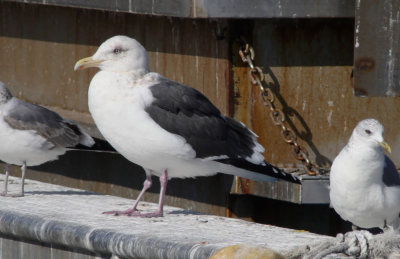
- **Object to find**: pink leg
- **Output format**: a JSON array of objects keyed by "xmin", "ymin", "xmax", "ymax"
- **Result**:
[
  {"xmin": 18, "ymin": 162, "xmax": 26, "ymax": 197},
  {"xmin": 103, "ymin": 170, "xmax": 169, "ymax": 218},
  {"xmin": 1, "ymin": 163, "xmax": 26, "ymax": 197},
  {"xmin": 103, "ymin": 171, "xmax": 153, "ymax": 215},
  {"xmin": 135, "ymin": 169, "xmax": 168, "ymax": 218},
  {"xmin": 0, "ymin": 164, "xmax": 10, "ymax": 196}
]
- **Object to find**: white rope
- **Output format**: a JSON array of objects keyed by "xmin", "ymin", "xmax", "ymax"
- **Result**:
[{"xmin": 284, "ymin": 230, "xmax": 400, "ymax": 259}]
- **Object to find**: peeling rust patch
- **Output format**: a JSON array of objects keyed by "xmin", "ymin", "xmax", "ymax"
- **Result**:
[
  {"xmin": 354, "ymin": 57, "xmax": 375, "ymax": 72},
  {"xmin": 239, "ymin": 178, "xmax": 250, "ymax": 194}
]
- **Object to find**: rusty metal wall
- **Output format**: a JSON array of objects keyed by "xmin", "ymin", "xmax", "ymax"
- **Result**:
[
  {"xmin": 3, "ymin": 0, "xmax": 356, "ymax": 18},
  {"xmin": 233, "ymin": 19, "xmax": 400, "ymax": 169}
]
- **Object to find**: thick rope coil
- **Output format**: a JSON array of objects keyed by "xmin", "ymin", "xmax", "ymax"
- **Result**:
[
  {"xmin": 302, "ymin": 231, "xmax": 372, "ymax": 259},
  {"xmin": 284, "ymin": 230, "xmax": 400, "ymax": 259},
  {"xmin": 345, "ymin": 230, "xmax": 372, "ymax": 258}
]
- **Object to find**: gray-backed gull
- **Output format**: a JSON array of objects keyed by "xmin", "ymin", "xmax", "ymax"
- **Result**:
[
  {"xmin": 0, "ymin": 81, "xmax": 94, "ymax": 197},
  {"xmin": 330, "ymin": 118, "xmax": 400, "ymax": 230},
  {"xmin": 75, "ymin": 35, "xmax": 300, "ymax": 217}
]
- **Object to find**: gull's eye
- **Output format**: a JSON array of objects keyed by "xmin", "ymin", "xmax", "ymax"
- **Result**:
[
  {"xmin": 365, "ymin": 129, "xmax": 372, "ymax": 135},
  {"xmin": 113, "ymin": 48, "xmax": 122, "ymax": 54}
]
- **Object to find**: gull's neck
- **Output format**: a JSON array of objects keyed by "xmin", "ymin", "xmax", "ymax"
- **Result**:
[
  {"xmin": 347, "ymin": 134, "xmax": 382, "ymax": 154},
  {"xmin": 104, "ymin": 69, "xmax": 150, "ymax": 80},
  {"xmin": 345, "ymin": 136, "xmax": 385, "ymax": 184}
]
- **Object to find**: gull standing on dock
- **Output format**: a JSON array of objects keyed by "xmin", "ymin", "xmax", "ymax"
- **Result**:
[
  {"xmin": 74, "ymin": 35, "xmax": 300, "ymax": 218},
  {"xmin": 0, "ymin": 82, "xmax": 94, "ymax": 197},
  {"xmin": 330, "ymin": 118, "xmax": 400, "ymax": 230}
]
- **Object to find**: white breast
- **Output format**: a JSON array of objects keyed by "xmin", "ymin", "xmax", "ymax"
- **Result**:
[{"xmin": 88, "ymin": 71, "xmax": 205, "ymax": 177}]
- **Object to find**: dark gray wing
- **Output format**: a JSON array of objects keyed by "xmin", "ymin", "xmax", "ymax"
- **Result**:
[
  {"xmin": 145, "ymin": 79, "xmax": 301, "ymax": 184},
  {"xmin": 145, "ymin": 79, "xmax": 257, "ymax": 160},
  {"xmin": 382, "ymin": 155, "xmax": 400, "ymax": 187},
  {"xmin": 4, "ymin": 98, "xmax": 81, "ymax": 147}
]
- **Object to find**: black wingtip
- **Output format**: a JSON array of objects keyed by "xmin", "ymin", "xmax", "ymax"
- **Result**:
[
  {"xmin": 74, "ymin": 137, "xmax": 117, "ymax": 152},
  {"xmin": 216, "ymin": 158, "xmax": 301, "ymax": 184}
]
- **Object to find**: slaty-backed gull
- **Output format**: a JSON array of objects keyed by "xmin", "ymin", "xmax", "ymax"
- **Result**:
[
  {"xmin": 74, "ymin": 35, "xmax": 300, "ymax": 218},
  {"xmin": 330, "ymin": 118, "xmax": 400, "ymax": 230},
  {"xmin": 0, "ymin": 81, "xmax": 94, "ymax": 197}
]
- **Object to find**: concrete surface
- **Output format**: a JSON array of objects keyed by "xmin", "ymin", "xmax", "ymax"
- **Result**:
[{"xmin": 0, "ymin": 174, "xmax": 333, "ymax": 258}]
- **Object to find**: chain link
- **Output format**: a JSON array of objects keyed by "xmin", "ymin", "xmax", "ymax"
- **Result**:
[{"xmin": 239, "ymin": 43, "xmax": 319, "ymax": 176}]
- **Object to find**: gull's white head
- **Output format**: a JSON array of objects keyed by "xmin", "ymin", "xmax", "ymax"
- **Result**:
[
  {"xmin": 350, "ymin": 118, "xmax": 391, "ymax": 153},
  {"xmin": 74, "ymin": 35, "xmax": 149, "ymax": 73}
]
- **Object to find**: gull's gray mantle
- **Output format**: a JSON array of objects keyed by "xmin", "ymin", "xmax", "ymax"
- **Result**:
[{"xmin": 0, "ymin": 175, "xmax": 331, "ymax": 258}]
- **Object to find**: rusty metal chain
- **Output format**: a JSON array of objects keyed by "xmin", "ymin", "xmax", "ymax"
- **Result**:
[{"xmin": 239, "ymin": 43, "xmax": 319, "ymax": 176}]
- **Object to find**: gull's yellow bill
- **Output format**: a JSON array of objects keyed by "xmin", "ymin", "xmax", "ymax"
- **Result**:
[
  {"xmin": 74, "ymin": 56, "xmax": 103, "ymax": 70},
  {"xmin": 380, "ymin": 141, "xmax": 391, "ymax": 153}
]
